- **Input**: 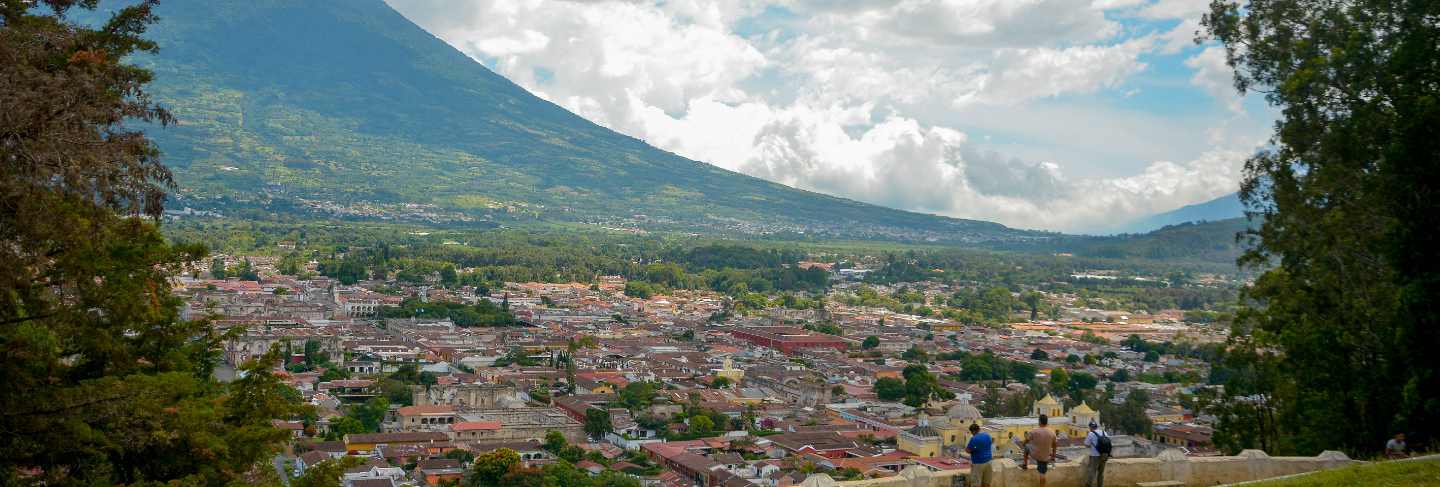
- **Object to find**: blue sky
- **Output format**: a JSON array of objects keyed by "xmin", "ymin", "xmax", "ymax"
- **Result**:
[{"xmin": 386, "ymin": 0, "xmax": 1273, "ymax": 233}]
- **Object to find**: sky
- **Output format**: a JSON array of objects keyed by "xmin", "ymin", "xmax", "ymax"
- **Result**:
[{"xmin": 384, "ymin": 0, "xmax": 1273, "ymax": 233}]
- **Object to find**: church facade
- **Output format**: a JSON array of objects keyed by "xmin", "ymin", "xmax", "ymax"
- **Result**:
[{"xmin": 897, "ymin": 394, "xmax": 1100, "ymax": 459}]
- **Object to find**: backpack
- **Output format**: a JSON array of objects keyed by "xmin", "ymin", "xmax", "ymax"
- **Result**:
[{"xmin": 1095, "ymin": 431, "xmax": 1113, "ymax": 455}]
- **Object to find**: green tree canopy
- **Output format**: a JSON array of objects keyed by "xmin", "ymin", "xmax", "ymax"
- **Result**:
[
  {"xmin": 468, "ymin": 448, "xmax": 521, "ymax": 487},
  {"xmin": 0, "ymin": 1, "xmax": 298, "ymax": 482},
  {"xmin": 1201, "ymin": 0, "xmax": 1440, "ymax": 455},
  {"xmin": 584, "ymin": 408, "xmax": 612, "ymax": 439},
  {"xmin": 874, "ymin": 377, "xmax": 906, "ymax": 402},
  {"xmin": 689, "ymin": 414, "xmax": 714, "ymax": 435},
  {"xmin": 862, "ymin": 336, "xmax": 880, "ymax": 349}
]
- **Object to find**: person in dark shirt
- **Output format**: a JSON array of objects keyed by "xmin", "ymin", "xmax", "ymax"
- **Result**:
[{"xmin": 965, "ymin": 423, "xmax": 994, "ymax": 487}]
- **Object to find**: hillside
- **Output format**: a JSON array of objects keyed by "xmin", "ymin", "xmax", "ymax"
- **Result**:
[
  {"xmin": 988, "ymin": 217, "xmax": 1253, "ymax": 264},
  {"xmin": 105, "ymin": 0, "xmax": 1045, "ymax": 243},
  {"xmin": 1072, "ymin": 217, "xmax": 1252, "ymax": 262},
  {"xmin": 1114, "ymin": 192, "xmax": 1245, "ymax": 234}
]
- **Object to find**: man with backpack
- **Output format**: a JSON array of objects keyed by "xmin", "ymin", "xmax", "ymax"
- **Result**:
[{"xmin": 1083, "ymin": 421, "xmax": 1111, "ymax": 487}]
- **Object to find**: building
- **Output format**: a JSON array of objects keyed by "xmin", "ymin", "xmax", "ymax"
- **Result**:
[
  {"xmin": 343, "ymin": 432, "xmax": 451, "ymax": 455},
  {"xmin": 730, "ymin": 327, "xmax": 849, "ymax": 354},
  {"xmin": 1150, "ymin": 422, "xmax": 1215, "ymax": 450},
  {"xmin": 413, "ymin": 459, "xmax": 466, "ymax": 485},
  {"xmin": 449, "ymin": 408, "xmax": 585, "ymax": 444},
  {"xmin": 983, "ymin": 394, "xmax": 1101, "ymax": 458},
  {"xmin": 712, "ymin": 357, "xmax": 745, "ymax": 382},
  {"xmin": 394, "ymin": 405, "xmax": 457, "ymax": 431},
  {"xmin": 412, "ymin": 383, "xmax": 520, "ymax": 408},
  {"xmin": 898, "ymin": 395, "xmax": 1099, "ymax": 459},
  {"xmin": 896, "ymin": 402, "xmax": 988, "ymax": 458}
]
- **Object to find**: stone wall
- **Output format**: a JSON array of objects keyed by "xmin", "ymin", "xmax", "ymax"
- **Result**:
[{"xmin": 799, "ymin": 450, "xmax": 1358, "ymax": 487}]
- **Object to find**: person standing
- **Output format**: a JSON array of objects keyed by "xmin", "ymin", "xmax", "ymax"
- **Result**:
[
  {"xmin": 1083, "ymin": 421, "xmax": 1110, "ymax": 487},
  {"xmin": 965, "ymin": 423, "xmax": 994, "ymax": 487},
  {"xmin": 1024, "ymin": 414, "xmax": 1058, "ymax": 487}
]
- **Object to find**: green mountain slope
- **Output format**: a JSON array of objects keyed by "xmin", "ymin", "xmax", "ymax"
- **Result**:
[
  {"xmin": 1011, "ymin": 217, "xmax": 1253, "ymax": 263},
  {"xmin": 114, "ymin": 0, "xmax": 1043, "ymax": 243}
]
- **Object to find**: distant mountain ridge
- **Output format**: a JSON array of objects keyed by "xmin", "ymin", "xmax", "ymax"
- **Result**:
[
  {"xmin": 1112, "ymin": 193, "xmax": 1245, "ymax": 234},
  {"xmin": 102, "ymin": 0, "xmax": 1045, "ymax": 243}
]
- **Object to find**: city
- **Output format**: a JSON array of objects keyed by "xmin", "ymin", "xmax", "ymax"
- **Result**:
[{"xmin": 2, "ymin": 0, "xmax": 1436, "ymax": 486}]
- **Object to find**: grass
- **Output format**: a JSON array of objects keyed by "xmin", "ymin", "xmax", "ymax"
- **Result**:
[{"xmin": 1245, "ymin": 456, "xmax": 1440, "ymax": 486}]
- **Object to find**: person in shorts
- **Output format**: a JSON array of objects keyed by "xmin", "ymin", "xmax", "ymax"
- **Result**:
[{"xmin": 1024, "ymin": 414, "xmax": 1058, "ymax": 487}]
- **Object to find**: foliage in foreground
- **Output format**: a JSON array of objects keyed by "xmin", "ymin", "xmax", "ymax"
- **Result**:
[
  {"xmin": 0, "ymin": 1, "xmax": 298, "ymax": 483},
  {"xmin": 1199, "ymin": 0, "xmax": 1440, "ymax": 456}
]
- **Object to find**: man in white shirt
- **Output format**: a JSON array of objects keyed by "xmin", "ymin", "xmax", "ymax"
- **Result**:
[
  {"xmin": 1083, "ymin": 421, "xmax": 1109, "ymax": 487},
  {"xmin": 1386, "ymin": 433, "xmax": 1408, "ymax": 459}
]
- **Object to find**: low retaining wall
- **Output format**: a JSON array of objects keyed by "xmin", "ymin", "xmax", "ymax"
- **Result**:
[{"xmin": 799, "ymin": 449, "xmax": 1358, "ymax": 487}]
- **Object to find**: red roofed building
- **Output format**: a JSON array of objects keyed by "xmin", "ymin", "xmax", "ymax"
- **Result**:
[
  {"xmin": 396, "ymin": 405, "xmax": 456, "ymax": 430},
  {"xmin": 450, "ymin": 421, "xmax": 503, "ymax": 441},
  {"xmin": 731, "ymin": 327, "xmax": 848, "ymax": 354}
]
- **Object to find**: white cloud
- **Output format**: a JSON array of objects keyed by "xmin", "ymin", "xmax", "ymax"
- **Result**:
[
  {"xmin": 384, "ymin": 0, "xmax": 1258, "ymax": 231},
  {"xmin": 1137, "ymin": 0, "xmax": 1211, "ymax": 20},
  {"xmin": 977, "ymin": 39, "xmax": 1151, "ymax": 105},
  {"xmin": 733, "ymin": 104, "xmax": 1245, "ymax": 231},
  {"xmin": 1187, "ymin": 46, "xmax": 1242, "ymax": 113},
  {"xmin": 1157, "ymin": 17, "xmax": 1202, "ymax": 54}
]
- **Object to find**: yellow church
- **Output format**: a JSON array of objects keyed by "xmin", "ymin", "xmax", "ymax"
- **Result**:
[{"xmin": 898, "ymin": 394, "xmax": 1099, "ymax": 459}]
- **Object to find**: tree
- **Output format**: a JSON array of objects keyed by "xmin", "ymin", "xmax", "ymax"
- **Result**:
[
  {"xmin": 1110, "ymin": 369, "xmax": 1131, "ymax": 383},
  {"xmin": 468, "ymin": 448, "xmax": 521, "ymax": 487},
  {"xmin": 328, "ymin": 416, "xmax": 366, "ymax": 439},
  {"xmin": 689, "ymin": 414, "xmax": 714, "ymax": 435},
  {"xmin": 210, "ymin": 256, "xmax": 228, "ymax": 279},
  {"xmin": 1143, "ymin": 351, "xmax": 1160, "ymax": 363},
  {"xmin": 1023, "ymin": 291, "xmax": 1042, "ymax": 320},
  {"xmin": 1201, "ymin": 0, "xmax": 1440, "ymax": 455},
  {"xmin": 444, "ymin": 448, "xmax": 476, "ymax": 464},
  {"xmin": 1065, "ymin": 354, "xmax": 1081, "ymax": 365},
  {"xmin": 350, "ymin": 397, "xmax": 390, "ymax": 432},
  {"xmin": 319, "ymin": 367, "xmax": 351, "ymax": 382},
  {"xmin": 618, "ymin": 381, "xmax": 657, "ymax": 411},
  {"xmin": 711, "ymin": 376, "xmax": 732, "ymax": 389},
  {"xmin": 1067, "ymin": 372, "xmax": 1099, "ymax": 402},
  {"xmin": 293, "ymin": 456, "xmax": 367, "ymax": 487},
  {"xmin": 584, "ymin": 408, "xmax": 612, "ymax": 439},
  {"xmin": 901, "ymin": 346, "xmax": 929, "ymax": 363},
  {"xmin": 0, "ymin": 2, "xmax": 298, "ymax": 481},
  {"xmin": 1103, "ymin": 390, "xmax": 1154, "ymax": 436},
  {"xmin": 304, "ymin": 338, "xmax": 326, "ymax": 367},
  {"xmin": 1009, "ymin": 361, "xmax": 1038, "ymax": 384},
  {"xmin": 541, "ymin": 429, "xmax": 583, "ymax": 462},
  {"xmin": 440, "ymin": 265, "xmax": 458, "ymax": 287},
  {"xmin": 901, "ymin": 364, "xmax": 954, "ymax": 407},
  {"xmin": 543, "ymin": 430, "xmax": 569, "ymax": 454},
  {"xmin": 862, "ymin": 336, "xmax": 881, "ymax": 349},
  {"xmin": 874, "ymin": 377, "xmax": 906, "ymax": 401},
  {"xmin": 1048, "ymin": 368, "xmax": 1070, "ymax": 396},
  {"xmin": 1031, "ymin": 349, "xmax": 1049, "ymax": 361}
]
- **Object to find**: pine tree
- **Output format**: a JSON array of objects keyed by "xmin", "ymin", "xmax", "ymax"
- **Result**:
[{"xmin": 0, "ymin": 1, "xmax": 300, "ymax": 482}]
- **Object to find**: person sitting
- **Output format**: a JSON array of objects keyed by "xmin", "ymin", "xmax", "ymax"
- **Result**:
[
  {"xmin": 1023, "ymin": 414, "xmax": 1058, "ymax": 487},
  {"xmin": 1386, "ymin": 433, "xmax": 1408, "ymax": 459}
]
